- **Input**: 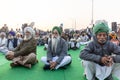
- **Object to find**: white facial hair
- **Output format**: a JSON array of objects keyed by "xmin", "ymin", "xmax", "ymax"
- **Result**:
[
  {"xmin": 24, "ymin": 34, "xmax": 32, "ymax": 41},
  {"xmin": 52, "ymin": 37, "xmax": 57, "ymax": 47},
  {"xmin": 51, "ymin": 36, "xmax": 60, "ymax": 51}
]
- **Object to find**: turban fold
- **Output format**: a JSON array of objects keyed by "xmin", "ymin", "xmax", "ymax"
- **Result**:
[
  {"xmin": 93, "ymin": 22, "xmax": 109, "ymax": 34},
  {"xmin": 24, "ymin": 27, "xmax": 35, "ymax": 37},
  {"xmin": 52, "ymin": 26, "xmax": 62, "ymax": 35}
]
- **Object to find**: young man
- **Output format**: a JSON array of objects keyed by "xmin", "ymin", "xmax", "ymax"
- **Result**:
[
  {"xmin": 41, "ymin": 26, "xmax": 72, "ymax": 70},
  {"xmin": 80, "ymin": 21, "xmax": 120, "ymax": 80},
  {"xmin": 6, "ymin": 27, "xmax": 37, "ymax": 68}
]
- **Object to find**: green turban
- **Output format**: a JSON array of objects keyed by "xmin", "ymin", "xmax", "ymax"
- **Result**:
[
  {"xmin": 93, "ymin": 22, "xmax": 109, "ymax": 34},
  {"xmin": 52, "ymin": 26, "xmax": 62, "ymax": 35}
]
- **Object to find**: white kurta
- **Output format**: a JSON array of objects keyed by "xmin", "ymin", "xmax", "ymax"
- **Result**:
[
  {"xmin": 0, "ymin": 37, "xmax": 9, "ymax": 54},
  {"xmin": 82, "ymin": 60, "xmax": 120, "ymax": 80},
  {"xmin": 95, "ymin": 64, "xmax": 112, "ymax": 80}
]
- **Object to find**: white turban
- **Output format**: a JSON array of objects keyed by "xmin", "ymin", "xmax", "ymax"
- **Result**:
[
  {"xmin": 0, "ymin": 32, "xmax": 6, "ymax": 37},
  {"xmin": 24, "ymin": 27, "xmax": 35, "ymax": 37}
]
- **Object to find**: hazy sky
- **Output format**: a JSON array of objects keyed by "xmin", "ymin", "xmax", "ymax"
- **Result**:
[{"xmin": 0, "ymin": 0, "xmax": 120, "ymax": 31}]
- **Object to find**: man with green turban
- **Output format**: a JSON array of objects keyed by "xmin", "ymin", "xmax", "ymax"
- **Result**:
[
  {"xmin": 80, "ymin": 20, "xmax": 120, "ymax": 80},
  {"xmin": 93, "ymin": 22, "xmax": 109, "ymax": 34},
  {"xmin": 41, "ymin": 26, "xmax": 72, "ymax": 70}
]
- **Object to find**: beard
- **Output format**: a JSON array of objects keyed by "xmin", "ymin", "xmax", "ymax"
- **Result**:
[
  {"xmin": 52, "ymin": 36, "xmax": 60, "ymax": 50},
  {"xmin": 24, "ymin": 35, "xmax": 32, "ymax": 41}
]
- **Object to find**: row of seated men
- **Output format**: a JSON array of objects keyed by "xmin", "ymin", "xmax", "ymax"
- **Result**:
[
  {"xmin": 0, "ymin": 32, "xmax": 23, "ymax": 54},
  {"xmin": 2, "ymin": 21, "xmax": 120, "ymax": 80},
  {"xmin": 4, "ymin": 26, "xmax": 72, "ymax": 70}
]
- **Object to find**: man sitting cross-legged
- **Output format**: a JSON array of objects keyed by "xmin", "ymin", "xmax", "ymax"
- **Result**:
[
  {"xmin": 6, "ymin": 27, "xmax": 38, "ymax": 69},
  {"xmin": 41, "ymin": 26, "xmax": 72, "ymax": 70},
  {"xmin": 80, "ymin": 20, "xmax": 120, "ymax": 80}
]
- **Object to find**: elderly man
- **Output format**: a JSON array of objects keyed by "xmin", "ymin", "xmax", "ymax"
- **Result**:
[
  {"xmin": 6, "ymin": 27, "xmax": 37, "ymax": 68},
  {"xmin": 80, "ymin": 21, "xmax": 120, "ymax": 80},
  {"xmin": 41, "ymin": 26, "xmax": 72, "ymax": 70},
  {"xmin": 0, "ymin": 32, "xmax": 8, "ymax": 54}
]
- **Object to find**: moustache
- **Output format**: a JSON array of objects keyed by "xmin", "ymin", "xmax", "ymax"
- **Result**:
[{"xmin": 99, "ymin": 39, "xmax": 106, "ymax": 44}]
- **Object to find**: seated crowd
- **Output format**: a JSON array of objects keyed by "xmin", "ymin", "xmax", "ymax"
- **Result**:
[{"xmin": 1, "ymin": 20, "xmax": 120, "ymax": 80}]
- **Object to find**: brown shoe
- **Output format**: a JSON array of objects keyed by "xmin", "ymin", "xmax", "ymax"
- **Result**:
[{"xmin": 10, "ymin": 63, "xmax": 19, "ymax": 68}]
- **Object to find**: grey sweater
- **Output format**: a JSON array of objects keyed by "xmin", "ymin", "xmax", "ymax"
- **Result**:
[
  {"xmin": 47, "ymin": 38, "xmax": 68, "ymax": 64},
  {"xmin": 80, "ymin": 36, "xmax": 120, "ymax": 65}
]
